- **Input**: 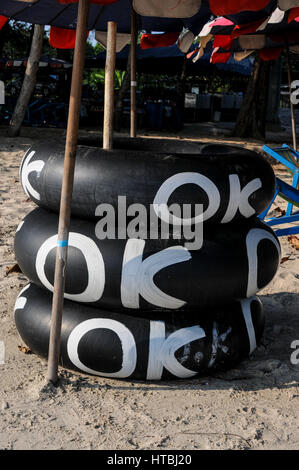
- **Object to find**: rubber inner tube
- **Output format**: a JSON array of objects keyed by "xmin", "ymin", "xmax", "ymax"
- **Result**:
[
  {"xmin": 15, "ymin": 207, "xmax": 281, "ymax": 312},
  {"xmin": 15, "ymin": 284, "xmax": 265, "ymax": 381},
  {"xmin": 20, "ymin": 140, "xmax": 275, "ymax": 223}
]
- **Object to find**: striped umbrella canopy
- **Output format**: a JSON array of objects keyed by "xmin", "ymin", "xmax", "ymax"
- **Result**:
[
  {"xmin": 190, "ymin": 6, "xmax": 299, "ymax": 62},
  {"xmin": 216, "ymin": 12, "xmax": 299, "ymax": 55},
  {"xmin": 1, "ymin": 1, "xmax": 298, "ymax": 33},
  {"xmin": 0, "ymin": 0, "xmax": 213, "ymax": 51},
  {"xmin": 197, "ymin": 7, "xmax": 299, "ymax": 41},
  {"xmin": 213, "ymin": 31, "xmax": 299, "ymax": 59},
  {"xmin": 2, "ymin": 1, "xmax": 299, "ymax": 52},
  {"xmin": 0, "ymin": 0, "xmax": 187, "ymax": 32},
  {"xmin": 198, "ymin": 1, "xmax": 281, "ymax": 38}
]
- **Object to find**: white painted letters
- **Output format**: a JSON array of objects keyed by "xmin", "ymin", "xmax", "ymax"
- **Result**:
[
  {"xmin": 121, "ymin": 239, "xmax": 191, "ymax": 309},
  {"xmin": 221, "ymin": 175, "xmax": 262, "ymax": 223},
  {"xmin": 14, "ymin": 284, "xmax": 30, "ymax": 312},
  {"xmin": 67, "ymin": 319, "xmax": 137, "ymax": 378},
  {"xmin": 241, "ymin": 297, "xmax": 258, "ymax": 354},
  {"xmin": 35, "ymin": 233, "xmax": 105, "ymax": 303},
  {"xmin": 147, "ymin": 321, "xmax": 205, "ymax": 380},
  {"xmin": 20, "ymin": 150, "xmax": 45, "ymax": 201},
  {"xmin": 246, "ymin": 229, "xmax": 281, "ymax": 297},
  {"xmin": 153, "ymin": 172, "xmax": 220, "ymax": 224}
]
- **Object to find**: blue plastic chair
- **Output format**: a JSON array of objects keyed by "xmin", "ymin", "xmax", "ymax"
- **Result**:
[
  {"xmin": 259, "ymin": 178, "xmax": 299, "ymax": 236},
  {"xmin": 263, "ymin": 144, "xmax": 299, "ymax": 216},
  {"xmin": 260, "ymin": 144, "xmax": 299, "ymax": 236}
]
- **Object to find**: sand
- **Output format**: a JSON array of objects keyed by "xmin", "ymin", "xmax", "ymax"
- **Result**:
[{"xmin": 0, "ymin": 126, "xmax": 298, "ymax": 450}]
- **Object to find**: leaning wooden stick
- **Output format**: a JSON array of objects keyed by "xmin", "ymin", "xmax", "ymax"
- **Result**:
[
  {"xmin": 286, "ymin": 45, "xmax": 297, "ymax": 151},
  {"xmin": 103, "ymin": 21, "xmax": 117, "ymax": 150},
  {"xmin": 47, "ymin": 0, "xmax": 91, "ymax": 384}
]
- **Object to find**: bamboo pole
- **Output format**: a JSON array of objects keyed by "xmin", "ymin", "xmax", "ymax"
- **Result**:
[
  {"xmin": 47, "ymin": 0, "xmax": 90, "ymax": 384},
  {"xmin": 103, "ymin": 21, "xmax": 117, "ymax": 149},
  {"xmin": 286, "ymin": 46, "xmax": 297, "ymax": 151},
  {"xmin": 130, "ymin": 7, "xmax": 137, "ymax": 138}
]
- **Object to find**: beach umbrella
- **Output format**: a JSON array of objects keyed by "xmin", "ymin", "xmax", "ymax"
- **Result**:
[
  {"xmin": 190, "ymin": 6, "xmax": 299, "ymax": 57},
  {"xmin": 1, "ymin": 0, "xmax": 296, "ymax": 384},
  {"xmin": 196, "ymin": 9, "xmax": 299, "ymax": 148},
  {"xmin": 192, "ymin": 7, "xmax": 299, "ymax": 60},
  {"xmin": 185, "ymin": 5, "xmax": 282, "ymax": 61}
]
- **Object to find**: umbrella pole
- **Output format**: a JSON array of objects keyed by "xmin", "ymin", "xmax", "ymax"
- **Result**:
[
  {"xmin": 286, "ymin": 46, "xmax": 297, "ymax": 151},
  {"xmin": 47, "ymin": 0, "xmax": 90, "ymax": 384},
  {"xmin": 130, "ymin": 6, "xmax": 137, "ymax": 138},
  {"xmin": 103, "ymin": 21, "xmax": 117, "ymax": 149}
]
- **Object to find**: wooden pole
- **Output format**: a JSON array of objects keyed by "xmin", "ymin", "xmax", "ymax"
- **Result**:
[
  {"xmin": 286, "ymin": 46, "xmax": 297, "ymax": 151},
  {"xmin": 103, "ymin": 21, "xmax": 117, "ymax": 149},
  {"xmin": 130, "ymin": 7, "xmax": 137, "ymax": 138},
  {"xmin": 47, "ymin": 0, "xmax": 90, "ymax": 384}
]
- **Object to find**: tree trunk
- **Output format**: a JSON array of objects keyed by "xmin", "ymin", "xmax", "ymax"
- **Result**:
[
  {"xmin": 26, "ymin": 24, "xmax": 34, "ymax": 58},
  {"xmin": 8, "ymin": 24, "xmax": 44, "ymax": 137},
  {"xmin": 232, "ymin": 56, "xmax": 270, "ymax": 140},
  {"xmin": 114, "ymin": 47, "xmax": 131, "ymax": 132}
]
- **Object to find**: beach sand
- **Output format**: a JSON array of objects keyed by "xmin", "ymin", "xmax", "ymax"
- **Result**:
[{"xmin": 0, "ymin": 127, "xmax": 298, "ymax": 450}]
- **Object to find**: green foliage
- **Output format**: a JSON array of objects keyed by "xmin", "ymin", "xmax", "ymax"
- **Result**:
[
  {"xmin": 93, "ymin": 43, "xmax": 105, "ymax": 55},
  {"xmin": 88, "ymin": 68, "xmax": 126, "ymax": 90},
  {"xmin": 115, "ymin": 70, "xmax": 126, "ymax": 89},
  {"xmin": 0, "ymin": 21, "xmax": 33, "ymax": 58},
  {"xmin": 89, "ymin": 69, "xmax": 105, "ymax": 89}
]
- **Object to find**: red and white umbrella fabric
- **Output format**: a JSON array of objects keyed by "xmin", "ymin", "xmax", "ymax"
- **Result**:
[
  {"xmin": 218, "ymin": 14, "xmax": 299, "ymax": 62},
  {"xmin": 189, "ymin": 6, "xmax": 299, "ymax": 62},
  {"xmin": 1, "ymin": 0, "xmax": 299, "ymax": 52}
]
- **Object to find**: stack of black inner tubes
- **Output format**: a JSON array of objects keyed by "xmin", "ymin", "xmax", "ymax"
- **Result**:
[{"xmin": 14, "ymin": 138, "xmax": 281, "ymax": 381}]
